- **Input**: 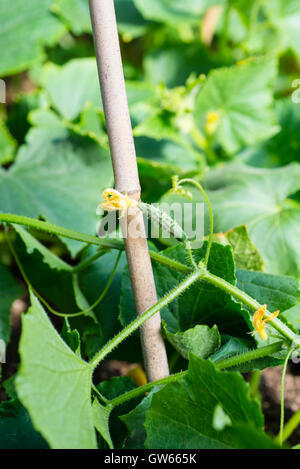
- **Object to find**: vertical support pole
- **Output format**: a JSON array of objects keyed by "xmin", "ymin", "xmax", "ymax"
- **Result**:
[{"xmin": 89, "ymin": 0, "xmax": 169, "ymax": 381}]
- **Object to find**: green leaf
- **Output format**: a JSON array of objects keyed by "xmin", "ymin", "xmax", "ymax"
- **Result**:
[
  {"xmin": 203, "ymin": 162, "xmax": 300, "ymax": 276},
  {"xmin": 0, "ymin": 264, "xmax": 22, "ymax": 343},
  {"xmin": 163, "ymin": 323, "xmax": 221, "ymax": 360},
  {"xmin": 134, "ymin": 0, "xmax": 222, "ymax": 25},
  {"xmin": 0, "ymin": 126, "xmax": 112, "ymax": 256},
  {"xmin": 218, "ymin": 225, "xmax": 265, "ymax": 271},
  {"xmin": 194, "ymin": 58, "xmax": 279, "ymax": 154},
  {"xmin": 0, "ymin": 400, "xmax": 48, "ymax": 449},
  {"xmin": 144, "ymin": 355, "xmax": 278, "ymax": 449},
  {"xmin": 236, "ymin": 269, "xmax": 300, "ymax": 313},
  {"xmin": 16, "ymin": 291, "xmax": 97, "ymax": 449},
  {"xmin": 0, "ymin": 0, "xmax": 66, "ymax": 76},
  {"xmin": 42, "ymin": 59, "xmax": 102, "ymax": 121}
]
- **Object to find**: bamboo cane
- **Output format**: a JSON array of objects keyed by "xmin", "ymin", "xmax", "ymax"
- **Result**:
[{"xmin": 89, "ymin": 0, "xmax": 169, "ymax": 381}]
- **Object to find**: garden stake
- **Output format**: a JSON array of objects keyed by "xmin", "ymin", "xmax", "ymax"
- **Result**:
[{"xmin": 89, "ymin": 0, "xmax": 169, "ymax": 381}]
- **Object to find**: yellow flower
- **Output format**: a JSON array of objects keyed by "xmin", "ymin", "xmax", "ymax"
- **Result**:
[
  {"xmin": 100, "ymin": 189, "xmax": 138, "ymax": 212},
  {"xmin": 252, "ymin": 305, "xmax": 279, "ymax": 341},
  {"xmin": 205, "ymin": 111, "xmax": 220, "ymax": 135}
]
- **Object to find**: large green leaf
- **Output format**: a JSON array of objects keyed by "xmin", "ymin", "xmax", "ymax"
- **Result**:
[
  {"xmin": 0, "ymin": 126, "xmax": 112, "ymax": 256},
  {"xmin": 16, "ymin": 292, "xmax": 97, "ymax": 449},
  {"xmin": 203, "ymin": 162, "xmax": 300, "ymax": 276},
  {"xmin": 0, "ymin": 264, "xmax": 22, "ymax": 343},
  {"xmin": 0, "ymin": 0, "xmax": 66, "ymax": 76},
  {"xmin": 194, "ymin": 58, "xmax": 279, "ymax": 154},
  {"xmin": 144, "ymin": 355, "xmax": 278, "ymax": 449}
]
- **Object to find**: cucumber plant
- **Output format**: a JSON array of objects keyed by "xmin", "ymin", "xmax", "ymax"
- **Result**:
[{"xmin": 1, "ymin": 0, "xmax": 300, "ymax": 450}]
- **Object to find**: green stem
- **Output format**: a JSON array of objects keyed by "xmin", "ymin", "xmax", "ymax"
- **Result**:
[
  {"xmin": 178, "ymin": 178, "xmax": 214, "ymax": 267},
  {"xmin": 279, "ymin": 345, "xmax": 293, "ymax": 446},
  {"xmin": 1, "ymin": 213, "xmax": 123, "ymax": 250},
  {"xmin": 279, "ymin": 408, "xmax": 300, "ymax": 444},
  {"xmin": 90, "ymin": 269, "xmax": 204, "ymax": 369},
  {"xmin": 108, "ymin": 341, "xmax": 285, "ymax": 409}
]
